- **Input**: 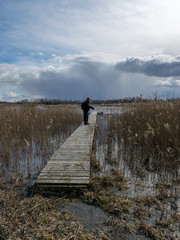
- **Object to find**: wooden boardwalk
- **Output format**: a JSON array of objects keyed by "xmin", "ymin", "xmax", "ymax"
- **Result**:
[{"xmin": 36, "ymin": 112, "xmax": 97, "ymax": 188}]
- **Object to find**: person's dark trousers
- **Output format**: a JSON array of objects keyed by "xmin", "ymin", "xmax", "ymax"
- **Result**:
[{"xmin": 83, "ymin": 110, "xmax": 89, "ymax": 125}]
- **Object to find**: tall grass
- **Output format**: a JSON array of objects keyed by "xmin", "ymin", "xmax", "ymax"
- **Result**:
[
  {"xmin": 96, "ymin": 101, "xmax": 180, "ymax": 175},
  {"xmin": 0, "ymin": 104, "xmax": 82, "ymax": 188},
  {"xmin": 117, "ymin": 101, "xmax": 180, "ymax": 173}
]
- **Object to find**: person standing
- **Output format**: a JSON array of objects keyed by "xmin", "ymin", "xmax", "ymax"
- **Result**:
[{"xmin": 81, "ymin": 98, "xmax": 95, "ymax": 125}]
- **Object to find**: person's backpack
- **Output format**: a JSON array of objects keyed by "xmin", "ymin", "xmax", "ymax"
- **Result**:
[{"xmin": 81, "ymin": 101, "xmax": 85, "ymax": 110}]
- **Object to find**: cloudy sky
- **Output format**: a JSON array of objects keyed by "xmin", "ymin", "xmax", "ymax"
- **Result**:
[{"xmin": 1, "ymin": 0, "xmax": 180, "ymax": 101}]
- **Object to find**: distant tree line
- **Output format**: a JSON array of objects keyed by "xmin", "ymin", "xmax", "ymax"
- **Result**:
[
  {"xmin": 1, "ymin": 96, "xmax": 180, "ymax": 105},
  {"xmin": 15, "ymin": 97, "xmax": 147, "ymax": 105},
  {"xmin": 0, "ymin": 101, "xmax": 8, "ymax": 104},
  {"xmin": 33, "ymin": 98, "xmax": 81, "ymax": 105}
]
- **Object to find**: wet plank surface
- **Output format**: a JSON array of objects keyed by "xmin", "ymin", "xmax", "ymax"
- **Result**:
[{"xmin": 36, "ymin": 112, "xmax": 97, "ymax": 187}]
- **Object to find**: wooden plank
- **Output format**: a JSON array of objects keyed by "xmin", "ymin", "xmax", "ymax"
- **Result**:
[
  {"xmin": 37, "ymin": 180, "xmax": 90, "ymax": 184},
  {"xmin": 51, "ymin": 154, "xmax": 90, "ymax": 159},
  {"xmin": 39, "ymin": 170, "xmax": 89, "ymax": 174},
  {"xmin": 37, "ymin": 179, "xmax": 90, "ymax": 184},
  {"xmin": 40, "ymin": 166, "xmax": 89, "ymax": 169},
  {"xmin": 48, "ymin": 160, "xmax": 89, "ymax": 164},
  {"xmin": 40, "ymin": 170, "xmax": 89, "ymax": 173},
  {"xmin": 41, "ymin": 172, "xmax": 89, "ymax": 177},
  {"xmin": 58, "ymin": 146, "xmax": 90, "ymax": 150},
  {"xmin": 51, "ymin": 155, "xmax": 90, "ymax": 159},
  {"xmin": 38, "ymin": 175, "xmax": 89, "ymax": 180},
  {"xmin": 52, "ymin": 149, "xmax": 91, "ymax": 153},
  {"xmin": 38, "ymin": 184, "xmax": 88, "ymax": 188},
  {"xmin": 43, "ymin": 166, "xmax": 89, "ymax": 170},
  {"xmin": 42, "ymin": 162, "xmax": 90, "ymax": 167},
  {"xmin": 38, "ymin": 174, "xmax": 89, "ymax": 177},
  {"xmin": 38, "ymin": 174, "xmax": 89, "ymax": 178},
  {"xmin": 40, "ymin": 164, "xmax": 90, "ymax": 168},
  {"xmin": 41, "ymin": 167, "xmax": 90, "ymax": 172},
  {"xmin": 39, "ymin": 176, "xmax": 89, "ymax": 180}
]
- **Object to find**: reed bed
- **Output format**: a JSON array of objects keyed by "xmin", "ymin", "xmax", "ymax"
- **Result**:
[
  {"xmin": 0, "ymin": 104, "xmax": 82, "ymax": 189},
  {"xmin": 0, "ymin": 101, "xmax": 179, "ymax": 240},
  {"xmin": 96, "ymin": 101, "xmax": 180, "ymax": 175},
  {"xmin": 117, "ymin": 100, "xmax": 180, "ymax": 173},
  {"xmin": 88, "ymin": 100, "xmax": 180, "ymax": 240}
]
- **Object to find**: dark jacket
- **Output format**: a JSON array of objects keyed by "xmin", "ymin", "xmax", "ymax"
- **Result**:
[{"xmin": 81, "ymin": 100, "xmax": 94, "ymax": 112}]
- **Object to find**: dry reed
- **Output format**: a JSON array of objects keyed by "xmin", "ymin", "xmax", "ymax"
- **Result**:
[
  {"xmin": 0, "ymin": 104, "xmax": 82, "ymax": 190},
  {"xmin": 117, "ymin": 100, "xmax": 180, "ymax": 173},
  {"xmin": 95, "ymin": 101, "xmax": 180, "ymax": 175}
]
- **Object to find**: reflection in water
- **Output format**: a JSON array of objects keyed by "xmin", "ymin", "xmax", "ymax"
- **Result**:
[
  {"xmin": 62, "ymin": 202, "xmax": 151, "ymax": 240},
  {"xmin": 62, "ymin": 203, "xmax": 109, "ymax": 231}
]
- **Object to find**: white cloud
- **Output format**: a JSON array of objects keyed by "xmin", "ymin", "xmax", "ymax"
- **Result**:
[
  {"xmin": 38, "ymin": 52, "xmax": 44, "ymax": 56},
  {"xmin": 2, "ymin": 91, "xmax": 27, "ymax": 102},
  {"xmin": 154, "ymin": 78, "xmax": 180, "ymax": 88},
  {"xmin": 1, "ymin": 0, "xmax": 180, "ymax": 58},
  {"xmin": 6, "ymin": 91, "xmax": 20, "ymax": 98}
]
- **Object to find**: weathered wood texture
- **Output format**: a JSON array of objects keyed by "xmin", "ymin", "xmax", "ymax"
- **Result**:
[{"xmin": 36, "ymin": 112, "xmax": 97, "ymax": 187}]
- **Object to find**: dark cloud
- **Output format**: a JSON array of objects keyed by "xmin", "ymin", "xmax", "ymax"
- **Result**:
[
  {"xmin": 115, "ymin": 56, "xmax": 180, "ymax": 77},
  {"xmin": 20, "ymin": 61, "xmax": 122, "ymax": 100},
  {"xmin": 18, "ymin": 59, "xmax": 158, "ymax": 100}
]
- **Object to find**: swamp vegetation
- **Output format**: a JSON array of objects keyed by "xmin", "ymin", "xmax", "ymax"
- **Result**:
[{"xmin": 0, "ymin": 101, "xmax": 179, "ymax": 240}]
